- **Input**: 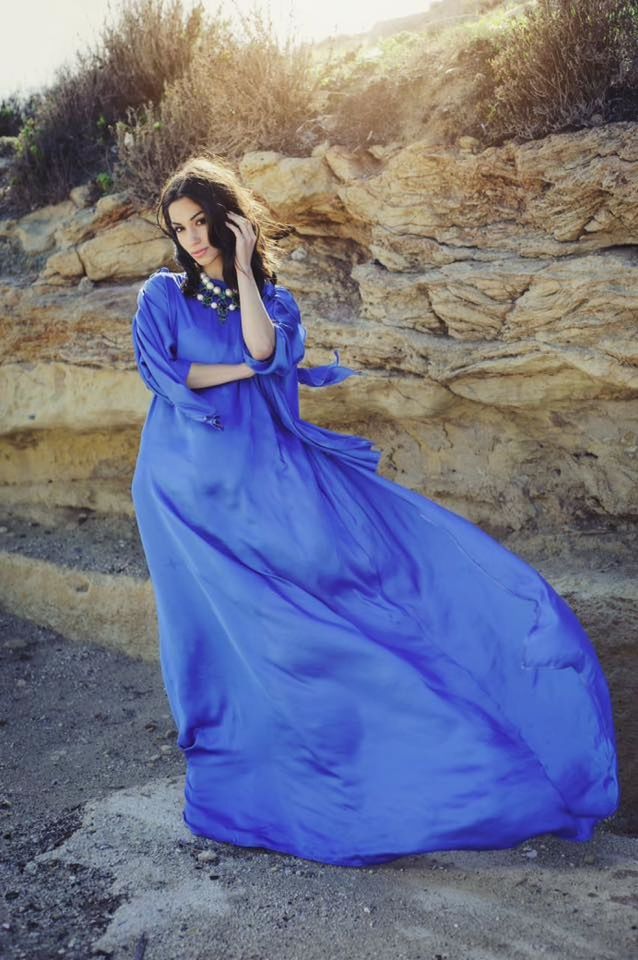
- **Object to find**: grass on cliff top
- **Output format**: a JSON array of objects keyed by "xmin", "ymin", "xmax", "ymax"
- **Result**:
[{"xmin": 2, "ymin": 0, "xmax": 638, "ymax": 214}]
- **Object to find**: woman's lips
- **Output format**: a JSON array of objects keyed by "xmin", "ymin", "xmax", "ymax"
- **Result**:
[{"xmin": 191, "ymin": 247, "xmax": 209, "ymax": 258}]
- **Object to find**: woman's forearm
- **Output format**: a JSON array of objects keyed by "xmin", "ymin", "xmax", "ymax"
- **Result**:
[
  {"xmin": 236, "ymin": 269, "xmax": 277, "ymax": 360},
  {"xmin": 186, "ymin": 361, "xmax": 256, "ymax": 389}
]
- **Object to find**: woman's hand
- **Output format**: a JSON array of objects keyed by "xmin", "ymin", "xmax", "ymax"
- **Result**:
[{"xmin": 226, "ymin": 211, "xmax": 257, "ymax": 277}]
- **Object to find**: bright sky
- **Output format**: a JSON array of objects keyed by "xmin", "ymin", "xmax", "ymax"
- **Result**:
[{"xmin": 0, "ymin": 0, "xmax": 433, "ymax": 99}]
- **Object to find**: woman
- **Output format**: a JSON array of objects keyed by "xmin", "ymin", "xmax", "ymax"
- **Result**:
[{"xmin": 131, "ymin": 155, "xmax": 619, "ymax": 868}]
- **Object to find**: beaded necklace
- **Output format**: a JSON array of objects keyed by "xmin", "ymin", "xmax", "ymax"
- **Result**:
[{"xmin": 195, "ymin": 270, "xmax": 240, "ymax": 322}]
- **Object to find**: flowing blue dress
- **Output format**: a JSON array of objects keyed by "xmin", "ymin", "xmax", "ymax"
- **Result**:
[{"xmin": 131, "ymin": 267, "xmax": 619, "ymax": 867}]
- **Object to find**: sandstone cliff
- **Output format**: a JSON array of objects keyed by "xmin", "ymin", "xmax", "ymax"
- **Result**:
[
  {"xmin": 1, "ymin": 123, "xmax": 637, "ymax": 834},
  {"xmin": 1, "ymin": 123, "xmax": 637, "ymax": 534}
]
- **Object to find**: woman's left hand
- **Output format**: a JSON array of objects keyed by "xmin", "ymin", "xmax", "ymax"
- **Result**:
[{"xmin": 226, "ymin": 211, "xmax": 257, "ymax": 277}]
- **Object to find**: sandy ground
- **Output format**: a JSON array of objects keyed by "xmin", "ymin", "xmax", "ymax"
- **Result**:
[{"xmin": 1, "ymin": 606, "xmax": 636, "ymax": 960}]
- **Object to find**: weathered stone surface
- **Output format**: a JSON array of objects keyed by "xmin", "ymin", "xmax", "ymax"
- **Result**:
[
  {"xmin": 69, "ymin": 183, "xmax": 94, "ymax": 209},
  {"xmin": 77, "ymin": 217, "xmax": 173, "ymax": 281},
  {"xmin": 1, "ymin": 125, "xmax": 637, "ymax": 827},
  {"xmin": 40, "ymin": 247, "xmax": 84, "ymax": 281},
  {"xmin": 0, "ymin": 218, "xmax": 16, "ymax": 239},
  {"xmin": 242, "ymin": 123, "xmax": 638, "ymax": 265},
  {"xmin": 14, "ymin": 200, "xmax": 75, "ymax": 254},
  {"xmin": 239, "ymin": 150, "xmax": 350, "ymax": 233},
  {"xmin": 1, "ymin": 123, "xmax": 638, "ymax": 535},
  {"xmin": 323, "ymin": 144, "xmax": 382, "ymax": 182},
  {"xmin": 54, "ymin": 191, "xmax": 135, "ymax": 247},
  {"xmin": 2, "ymin": 362, "xmax": 148, "ymax": 433}
]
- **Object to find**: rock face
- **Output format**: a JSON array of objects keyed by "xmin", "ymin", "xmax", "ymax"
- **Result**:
[
  {"xmin": 1, "ymin": 123, "xmax": 637, "ymax": 534},
  {"xmin": 1, "ymin": 123, "xmax": 637, "ymax": 836}
]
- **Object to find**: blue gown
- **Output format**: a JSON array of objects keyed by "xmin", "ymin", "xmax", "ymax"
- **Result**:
[{"xmin": 131, "ymin": 267, "xmax": 619, "ymax": 867}]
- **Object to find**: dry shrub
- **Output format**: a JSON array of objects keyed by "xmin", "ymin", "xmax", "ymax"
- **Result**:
[
  {"xmin": 436, "ymin": 30, "xmax": 504, "ymax": 144},
  {"xmin": 330, "ymin": 77, "xmax": 405, "ymax": 149},
  {"xmin": 8, "ymin": 0, "xmax": 205, "ymax": 211},
  {"xmin": 486, "ymin": 0, "xmax": 638, "ymax": 141},
  {"xmin": 317, "ymin": 53, "xmax": 406, "ymax": 151},
  {"xmin": 11, "ymin": 64, "xmax": 108, "ymax": 210},
  {"xmin": 96, "ymin": 0, "xmax": 205, "ymax": 108},
  {"xmin": 115, "ymin": 6, "xmax": 322, "ymax": 203}
]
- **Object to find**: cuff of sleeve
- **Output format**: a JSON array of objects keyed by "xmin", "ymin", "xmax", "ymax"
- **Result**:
[{"xmin": 243, "ymin": 325, "xmax": 284, "ymax": 375}]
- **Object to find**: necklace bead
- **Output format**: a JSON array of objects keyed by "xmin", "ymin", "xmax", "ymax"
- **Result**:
[{"xmin": 195, "ymin": 271, "xmax": 239, "ymax": 322}]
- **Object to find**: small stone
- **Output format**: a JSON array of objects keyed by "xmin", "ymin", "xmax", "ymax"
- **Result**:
[
  {"xmin": 458, "ymin": 135, "xmax": 481, "ymax": 152},
  {"xmin": 524, "ymin": 849, "xmax": 538, "ymax": 859},
  {"xmin": 196, "ymin": 850, "xmax": 220, "ymax": 863}
]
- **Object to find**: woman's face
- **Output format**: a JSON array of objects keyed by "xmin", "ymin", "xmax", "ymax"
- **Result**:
[{"xmin": 167, "ymin": 195, "xmax": 222, "ymax": 273}]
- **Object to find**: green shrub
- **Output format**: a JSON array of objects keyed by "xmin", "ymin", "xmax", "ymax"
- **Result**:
[
  {"xmin": 0, "ymin": 93, "xmax": 38, "ymax": 137},
  {"xmin": 96, "ymin": 172, "xmax": 114, "ymax": 194}
]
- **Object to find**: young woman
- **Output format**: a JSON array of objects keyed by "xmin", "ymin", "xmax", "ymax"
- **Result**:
[{"xmin": 131, "ymin": 155, "xmax": 619, "ymax": 868}]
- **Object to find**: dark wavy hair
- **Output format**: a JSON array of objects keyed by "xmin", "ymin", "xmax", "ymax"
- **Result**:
[{"xmin": 156, "ymin": 154, "xmax": 287, "ymax": 298}]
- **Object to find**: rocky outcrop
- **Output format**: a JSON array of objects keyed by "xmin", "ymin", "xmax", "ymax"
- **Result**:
[
  {"xmin": 1, "ymin": 122, "xmax": 637, "ymax": 836},
  {"xmin": 1, "ymin": 122, "xmax": 637, "ymax": 533}
]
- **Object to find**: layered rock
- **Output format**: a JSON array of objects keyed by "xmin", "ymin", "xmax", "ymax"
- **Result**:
[
  {"xmin": 1, "ymin": 123, "xmax": 637, "ymax": 533},
  {"xmin": 2, "ymin": 122, "xmax": 637, "ymax": 834}
]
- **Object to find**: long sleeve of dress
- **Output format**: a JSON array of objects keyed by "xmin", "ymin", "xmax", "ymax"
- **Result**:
[
  {"xmin": 132, "ymin": 271, "xmax": 223, "ymax": 429},
  {"xmin": 242, "ymin": 284, "xmax": 307, "ymax": 376}
]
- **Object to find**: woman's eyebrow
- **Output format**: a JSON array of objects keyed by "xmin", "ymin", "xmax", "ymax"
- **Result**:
[{"xmin": 170, "ymin": 209, "xmax": 205, "ymax": 226}]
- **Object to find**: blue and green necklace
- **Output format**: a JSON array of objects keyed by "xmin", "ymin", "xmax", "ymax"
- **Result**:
[{"xmin": 195, "ymin": 270, "xmax": 240, "ymax": 322}]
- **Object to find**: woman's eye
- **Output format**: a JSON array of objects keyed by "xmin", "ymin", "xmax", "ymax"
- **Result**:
[{"xmin": 173, "ymin": 220, "xmax": 205, "ymax": 234}]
